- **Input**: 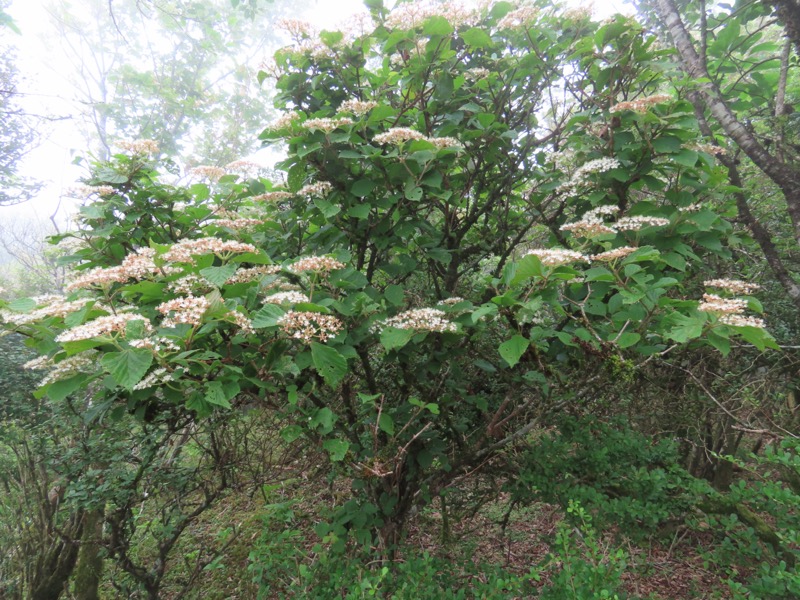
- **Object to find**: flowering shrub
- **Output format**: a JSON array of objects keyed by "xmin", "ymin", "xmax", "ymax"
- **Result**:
[{"xmin": 0, "ymin": 0, "xmax": 778, "ymax": 554}]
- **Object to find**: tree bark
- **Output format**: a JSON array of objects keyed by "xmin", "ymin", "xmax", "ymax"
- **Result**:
[{"xmin": 653, "ymin": 0, "xmax": 800, "ymax": 247}]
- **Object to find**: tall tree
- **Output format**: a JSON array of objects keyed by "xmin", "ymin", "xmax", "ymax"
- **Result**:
[
  {"xmin": 646, "ymin": 0, "xmax": 800, "ymax": 308},
  {"xmin": 0, "ymin": 0, "xmax": 42, "ymax": 205},
  {"xmin": 46, "ymin": 0, "xmax": 306, "ymax": 164}
]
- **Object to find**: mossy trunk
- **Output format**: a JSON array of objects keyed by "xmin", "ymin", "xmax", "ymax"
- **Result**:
[{"xmin": 72, "ymin": 509, "xmax": 104, "ymax": 600}]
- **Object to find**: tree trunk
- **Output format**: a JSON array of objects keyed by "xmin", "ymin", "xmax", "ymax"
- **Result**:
[
  {"xmin": 72, "ymin": 509, "xmax": 104, "ymax": 600},
  {"xmin": 653, "ymin": 0, "xmax": 800, "ymax": 247}
]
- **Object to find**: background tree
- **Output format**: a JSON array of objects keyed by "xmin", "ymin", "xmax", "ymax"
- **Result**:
[{"xmin": 0, "ymin": 0, "xmax": 42, "ymax": 205}]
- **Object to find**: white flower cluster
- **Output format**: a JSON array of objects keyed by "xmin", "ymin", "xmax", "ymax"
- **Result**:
[
  {"xmin": 277, "ymin": 18, "xmax": 316, "ymax": 39},
  {"xmin": 591, "ymin": 247, "xmax": 638, "ymax": 262},
  {"xmin": 168, "ymin": 274, "xmax": 214, "ymax": 295},
  {"xmin": 65, "ymin": 185, "xmax": 116, "ymax": 198},
  {"xmin": 116, "ymin": 139, "xmax": 159, "ymax": 155},
  {"xmin": 524, "ymin": 248, "xmax": 588, "ymax": 266},
  {"xmin": 0, "ymin": 297, "xmax": 93, "ymax": 326},
  {"xmin": 302, "ymin": 117, "xmax": 355, "ymax": 133},
  {"xmin": 269, "ymin": 111, "xmax": 301, "ymax": 130},
  {"xmin": 298, "ymin": 181, "xmax": 333, "ymax": 197},
  {"xmin": 374, "ymin": 128, "xmax": 426, "ymax": 144},
  {"xmin": 385, "ymin": 0, "xmax": 478, "ymax": 30},
  {"xmin": 212, "ymin": 217, "xmax": 264, "ymax": 231},
  {"xmin": 129, "ymin": 337, "xmax": 180, "ymax": 352},
  {"xmin": 227, "ymin": 309, "xmax": 254, "ymax": 335},
  {"xmin": 338, "ymin": 99, "xmax": 378, "ymax": 116},
  {"xmin": 55, "ymin": 313, "xmax": 153, "ymax": 343},
  {"xmin": 133, "ymin": 367, "xmax": 173, "ymax": 391},
  {"xmin": 37, "ymin": 351, "xmax": 98, "ymax": 387},
  {"xmin": 465, "ymin": 67, "xmax": 490, "ymax": 81},
  {"xmin": 252, "ymin": 191, "xmax": 295, "ymax": 202},
  {"xmin": 157, "ymin": 296, "xmax": 211, "ymax": 328},
  {"xmin": 289, "ymin": 256, "xmax": 345, "ymax": 273},
  {"xmin": 278, "ymin": 311, "xmax": 344, "ymax": 343},
  {"xmin": 698, "ymin": 293, "xmax": 749, "ymax": 315},
  {"xmin": 427, "ymin": 136, "xmax": 462, "ymax": 149},
  {"xmin": 226, "ymin": 265, "xmax": 282, "ymax": 285},
  {"xmin": 225, "ymin": 160, "xmax": 265, "ymax": 176},
  {"xmin": 557, "ymin": 157, "xmax": 621, "ymax": 194},
  {"xmin": 719, "ymin": 314, "xmax": 766, "ymax": 328},
  {"xmin": 497, "ymin": 5, "xmax": 539, "ymax": 29},
  {"xmin": 704, "ymin": 279, "xmax": 761, "ymax": 295},
  {"xmin": 687, "ymin": 143, "xmax": 725, "ymax": 156},
  {"xmin": 438, "ymin": 297, "xmax": 465, "ymax": 305},
  {"xmin": 698, "ymin": 292, "xmax": 766, "ymax": 329},
  {"xmin": 161, "ymin": 237, "xmax": 258, "ymax": 263},
  {"xmin": 678, "ymin": 203, "xmax": 703, "ymax": 213},
  {"xmin": 264, "ymin": 291, "xmax": 310, "ymax": 305},
  {"xmin": 375, "ymin": 308, "xmax": 457, "ymax": 333},
  {"xmin": 613, "ymin": 216, "xmax": 671, "ymax": 231},
  {"xmin": 610, "ymin": 94, "xmax": 671, "ymax": 114},
  {"xmin": 65, "ymin": 265, "xmax": 129, "ymax": 290},
  {"xmin": 374, "ymin": 128, "xmax": 461, "ymax": 149},
  {"xmin": 188, "ymin": 166, "xmax": 226, "ymax": 182}
]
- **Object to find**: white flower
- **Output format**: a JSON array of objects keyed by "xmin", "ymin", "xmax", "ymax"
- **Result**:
[
  {"xmin": 55, "ymin": 313, "xmax": 153, "ymax": 342},
  {"xmin": 524, "ymin": 248, "xmax": 588, "ymax": 266},
  {"xmin": 375, "ymin": 308, "xmax": 456, "ymax": 333},
  {"xmin": 278, "ymin": 311, "xmax": 344, "ymax": 343},
  {"xmin": 704, "ymin": 279, "xmax": 760, "ymax": 295}
]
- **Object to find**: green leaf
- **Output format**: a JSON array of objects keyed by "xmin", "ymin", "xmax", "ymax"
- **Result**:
[
  {"xmin": 384, "ymin": 285, "xmax": 405, "ymax": 306},
  {"xmin": 8, "ymin": 298, "xmax": 36, "ymax": 312},
  {"xmin": 199, "ymin": 264, "xmax": 238, "ymax": 286},
  {"xmin": 351, "ymin": 179, "xmax": 378, "ymax": 197},
  {"xmin": 380, "ymin": 326, "xmax": 415, "ymax": 351},
  {"xmin": 311, "ymin": 342, "xmax": 347, "ymax": 387},
  {"xmin": 665, "ymin": 313, "xmax": 704, "ymax": 343},
  {"xmin": 348, "ymin": 204, "xmax": 371, "ymax": 219},
  {"xmin": 310, "ymin": 407, "xmax": 335, "ymax": 433},
  {"xmin": 252, "ymin": 304, "xmax": 285, "ymax": 328},
  {"xmin": 499, "ymin": 335, "xmax": 529, "ymax": 368},
  {"xmin": 101, "ymin": 349, "xmax": 153, "ymax": 390},
  {"xmin": 511, "ymin": 254, "xmax": 543, "ymax": 285},
  {"xmin": 205, "ymin": 379, "xmax": 239, "ymax": 409},
  {"xmin": 46, "ymin": 373, "xmax": 88, "ymax": 401},
  {"xmin": 730, "ymin": 324, "xmax": 779, "ymax": 351},
  {"xmin": 378, "ymin": 413, "xmax": 395, "ymax": 435},
  {"xmin": 461, "ymin": 27, "xmax": 492, "ymax": 48},
  {"xmin": 615, "ymin": 332, "xmax": 641, "ymax": 348},
  {"xmin": 423, "ymin": 15, "xmax": 453, "ymax": 36},
  {"xmin": 323, "ymin": 439, "xmax": 350, "ymax": 461},
  {"xmin": 652, "ymin": 136, "xmax": 682, "ymax": 153}
]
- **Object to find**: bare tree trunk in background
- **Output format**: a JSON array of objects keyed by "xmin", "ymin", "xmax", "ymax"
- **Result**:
[{"xmin": 653, "ymin": 0, "xmax": 800, "ymax": 248}]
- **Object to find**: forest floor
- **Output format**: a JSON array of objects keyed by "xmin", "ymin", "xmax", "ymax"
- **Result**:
[{"xmin": 159, "ymin": 467, "xmax": 740, "ymax": 600}]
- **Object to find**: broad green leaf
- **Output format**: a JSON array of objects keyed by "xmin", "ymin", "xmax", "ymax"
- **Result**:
[
  {"xmin": 8, "ymin": 297, "xmax": 36, "ymax": 312},
  {"xmin": 323, "ymin": 439, "xmax": 350, "ymax": 461},
  {"xmin": 199, "ymin": 264, "xmax": 238, "ymax": 287},
  {"xmin": 499, "ymin": 335, "xmax": 529, "ymax": 368},
  {"xmin": 252, "ymin": 304, "xmax": 285, "ymax": 328},
  {"xmin": 378, "ymin": 413, "xmax": 395, "ymax": 435},
  {"xmin": 351, "ymin": 179, "xmax": 377, "ymax": 197},
  {"xmin": 615, "ymin": 332, "xmax": 641, "ymax": 348},
  {"xmin": 511, "ymin": 254, "xmax": 543, "ymax": 285},
  {"xmin": 461, "ymin": 27, "xmax": 492, "ymax": 48},
  {"xmin": 380, "ymin": 326, "xmax": 415, "ymax": 351},
  {"xmin": 310, "ymin": 406, "xmax": 335, "ymax": 433},
  {"xmin": 101, "ymin": 349, "xmax": 153, "ymax": 390},
  {"xmin": 665, "ymin": 313, "xmax": 704, "ymax": 343},
  {"xmin": 205, "ymin": 379, "xmax": 239, "ymax": 409},
  {"xmin": 46, "ymin": 373, "xmax": 88, "ymax": 401},
  {"xmin": 311, "ymin": 342, "xmax": 347, "ymax": 387},
  {"xmin": 384, "ymin": 285, "xmax": 405, "ymax": 306}
]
